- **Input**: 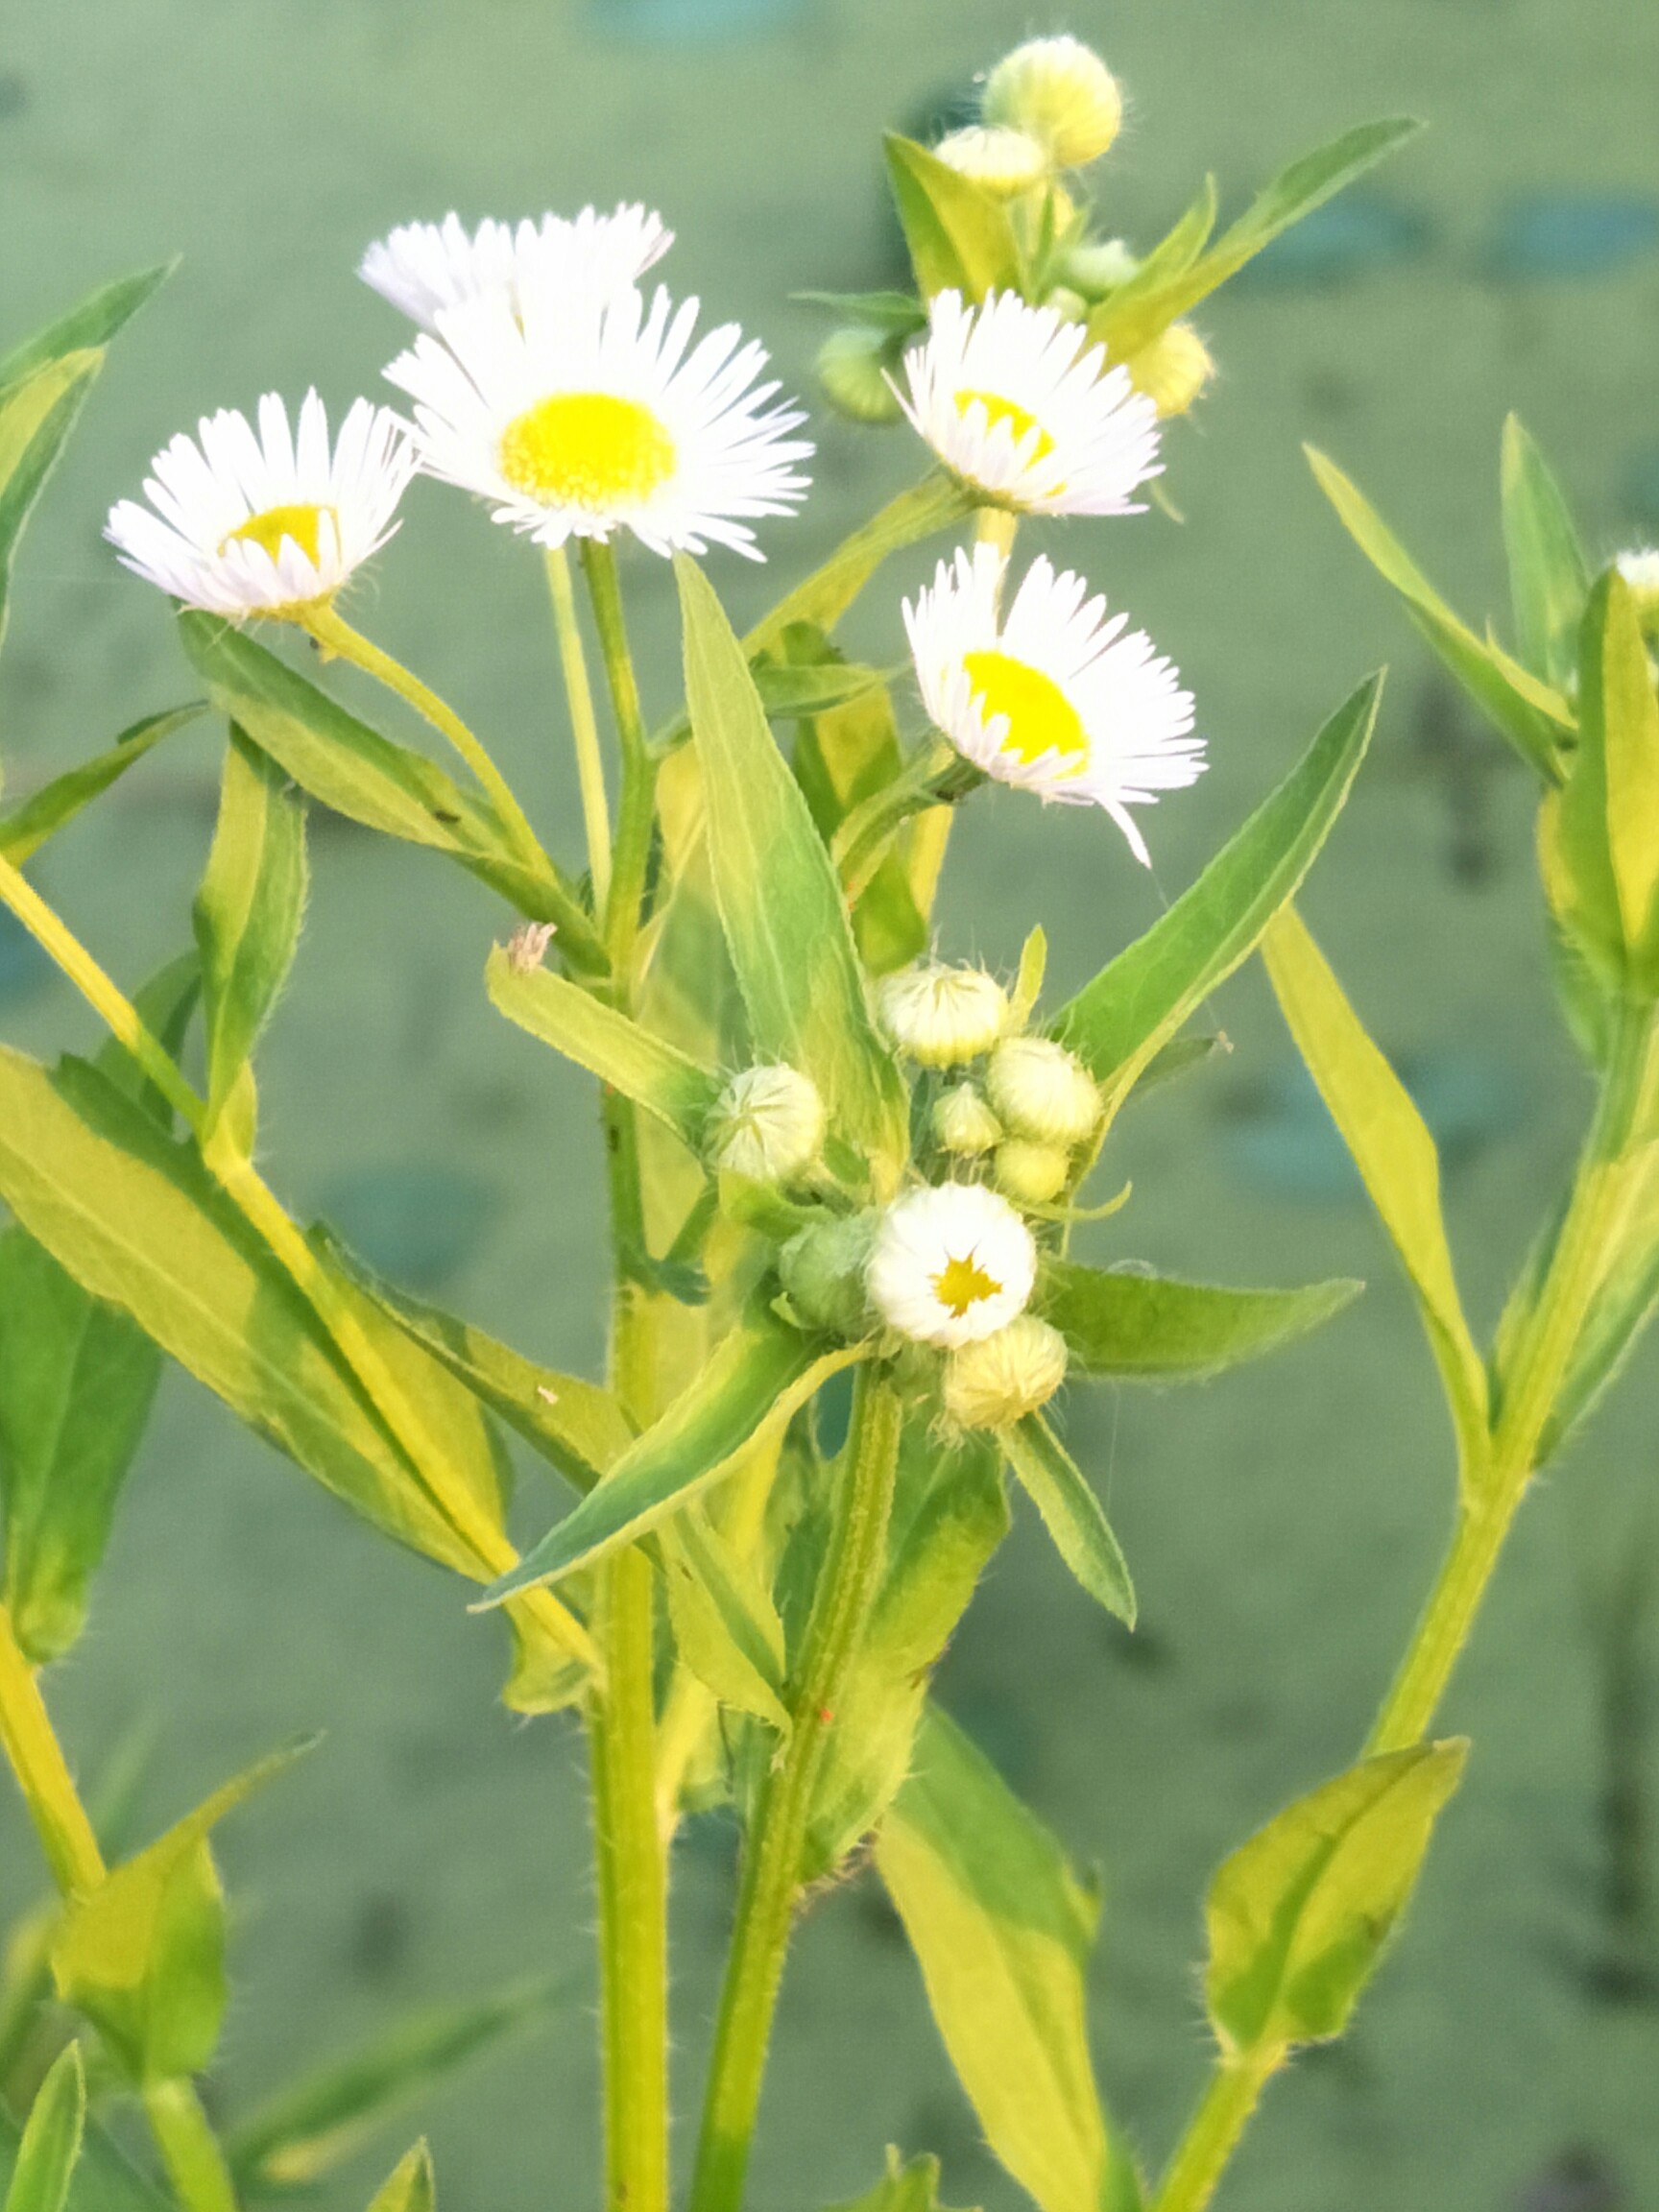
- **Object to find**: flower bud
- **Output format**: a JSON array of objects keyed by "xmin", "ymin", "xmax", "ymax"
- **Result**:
[
  {"xmin": 1043, "ymin": 284, "xmax": 1090, "ymax": 325},
  {"xmin": 878, "ymin": 963, "xmax": 1009, "ymax": 1069},
  {"xmin": 1617, "ymin": 547, "xmax": 1659, "ymax": 635},
  {"xmin": 986, "ymin": 1036, "xmax": 1103, "ymax": 1146},
  {"xmin": 1125, "ymin": 323, "xmax": 1215, "ymax": 419},
  {"xmin": 942, "ymin": 1313, "xmax": 1069, "ymax": 1430},
  {"xmin": 933, "ymin": 1082, "xmax": 1002, "ymax": 1158},
  {"xmin": 779, "ymin": 1213, "xmax": 878, "ymax": 1338},
  {"xmin": 1063, "ymin": 237, "xmax": 1139, "ymax": 297},
  {"xmin": 708, "ymin": 1065, "xmax": 826, "ymax": 1184},
  {"xmin": 816, "ymin": 326, "xmax": 905, "ymax": 426},
  {"xmin": 982, "ymin": 36, "xmax": 1123, "ymax": 170},
  {"xmin": 934, "ymin": 124, "xmax": 1050, "ymax": 199},
  {"xmin": 993, "ymin": 1138, "xmax": 1071, "ymax": 1206}
]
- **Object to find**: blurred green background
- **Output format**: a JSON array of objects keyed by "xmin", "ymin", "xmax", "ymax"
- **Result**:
[{"xmin": 3, "ymin": 0, "xmax": 1659, "ymax": 2205}]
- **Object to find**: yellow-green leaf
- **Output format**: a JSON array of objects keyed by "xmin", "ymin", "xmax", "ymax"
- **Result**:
[
  {"xmin": 365, "ymin": 2144, "xmax": 435, "ymax": 2212},
  {"xmin": 0, "ymin": 351, "xmax": 103, "ymax": 660},
  {"xmin": 0, "ymin": 708, "xmax": 204, "ymax": 867},
  {"xmin": 3, "ymin": 2043, "xmax": 84, "ymax": 2212},
  {"xmin": 1500, "ymin": 415, "xmax": 1590, "ymax": 692},
  {"xmin": 0, "ymin": 263, "xmax": 173, "ymax": 389},
  {"xmin": 1036, "ymin": 1261, "xmax": 1359, "ymax": 1381},
  {"xmin": 825, "ymin": 2148, "xmax": 974, "ymax": 2212},
  {"xmin": 999, "ymin": 1415, "xmax": 1134, "ymax": 1625},
  {"xmin": 884, "ymin": 134, "xmax": 1022, "ymax": 301}
]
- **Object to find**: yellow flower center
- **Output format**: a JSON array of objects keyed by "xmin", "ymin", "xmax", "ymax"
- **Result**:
[
  {"xmin": 963, "ymin": 649, "xmax": 1089, "ymax": 773},
  {"xmin": 224, "ymin": 502, "xmax": 334, "ymax": 566},
  {"xmin": 955, "ymin": 388, "xmax": 1055, "ymax": 462},
  {"xmin": 933, "ymin": 1251, "xmax": 1003, "ymax": 1319},
  {"xmin": 498, "ymin": 392, "xmax": 677, "ymax": 510}
]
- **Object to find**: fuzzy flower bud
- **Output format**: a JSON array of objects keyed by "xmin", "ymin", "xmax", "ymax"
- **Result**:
[
  {"xmin": 983, "ymin": 36, "xmax": 1123, "ymax": 170},
  {"xmin": 1126, "ymin": 323, "xmax": 1215, "ymax": 419},
  {"xmin": 708, "ymin": 1065, "xmax": 825, "ymax": 1184},
  {"xmin": 942, "ymin": 1313, "xmax": 1069, "ymax": 1430},
  {"xmin": 993, "ymin": 1139, "xmax": 1071, "ymax": 1206},
  {"xmin": 934, "ymin": 124, "xmax": 1051, "ymax": 198},
  {"xmin": 1063, "ymin": 237, "xmax": 1140, "ymax": 297},
  {"xmin": 1616, "ymin": 547, "xmax": 1659, "ymax": 634},
  {"xmin": 779, "ymin": 1213, "xmax": 878, "ymax": 1338},
  {"xmin": 816, "ymin": 326, "xmax": 906, "ymax": 426},
  {"xmin": 933, "ymin": 1082, "xmax": 1002, "ymax": 1158},
  {"xmin": 1043, "ymin": 284, "xmax": 1090, "ymax": 325},
  {"xmin": 987, "ymin": 1036, "xmax": 1103, "ymax": 1146},
  {"xmin": 878, "ymin": 963, "xmax": 1010, "ymax": 1069}
]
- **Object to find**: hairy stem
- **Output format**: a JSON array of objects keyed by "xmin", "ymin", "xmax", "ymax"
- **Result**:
[
  {"xmin": 687, "ymin": 1371, "xmax": 904, "ymax": 2212},
  {"xmin": 142, "ymin": 2079, "xmax": 242, "ymax": 2212},
  {"xmin": 1151, "ymin": 2049, "xmax": 1283, "ymax": 2212},
  {"xmin": 545, "ymin": 545, "xmax": 613, "ymax": 912},
  {"xmin": 580, "ymin": 538, "xmax": 657, "ymax": 976}
]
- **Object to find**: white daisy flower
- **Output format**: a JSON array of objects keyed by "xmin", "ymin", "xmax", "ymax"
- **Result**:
[
  {"xmin": 384, "ymin": 282, "xmax": 811, "ymax": 560},
  {"xmin": 867, "ymin": 1183, "xmax": 1037, "ymax": 1349},
  {"xmin": 895, "ymin": 288, "xmax": 1160, "ymax": 516},
  {"xmin": 105, "ymin": 391, "xmax": 415, "ymax": 618},
  {"xmin": 359, "ymin": 204, "xmax": 673, "ymax": 330},
  {"xmin": 903, "ymin": 542, "xmax": 1202, "ymax": 862}
]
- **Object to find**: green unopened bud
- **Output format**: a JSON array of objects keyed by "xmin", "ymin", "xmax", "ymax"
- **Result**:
[
  {"xmin": 816, "ymin": 326, "xmax": 905, "ymax": 426},
  {"xmin": 779, "ymin": 1213, "xmax": 878, "ymax": 1337},
  {"xmin": 934, "ymin": 124, "xmax": 1050, "ymax": 198},
  {"xmin": 1617, "ymin": 548, "xmax": 1659, "ymax": 635},
  {"xmin": 933, "ymin": 1082, "xmax": 1002, "ymax": 1158},
  {"xmin": 1126, "ymin": 323, "xmax": 1215, "ymax": 419},
  {"xmin": 709, "ymin": 1065, "xmax": 825, "ymax": 1184},
  {"xmin": 983, "ymin": 36, "xmax": 1123, "ymax": 169},
  {"xmin": 993, "ymin": 1139, "xmax": 1071, "ymax": 1206},
  {"xmin": 987, "ymin": 1036, "xmax": 1103, "ymax": 1146},
  {"xmin": 942, "ymin": 1313, "xmax": 1069, "ymax": 1430},
  {"xmin": 1043, "ymin": 284, "xmax": 1090, "ymax": 325},
  {"xmin": 878, "ymin": 963, "xmax": 1010, "ymax": 1069},
  {"xmin": 1063, "ymin": 237, "xmax": 1140, "ymax": 297}
]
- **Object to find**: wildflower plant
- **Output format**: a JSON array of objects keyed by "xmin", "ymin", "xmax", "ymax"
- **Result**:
[{"xmin": 0, "ymin": 34, "xmax": 1630, "ymax": 2212}]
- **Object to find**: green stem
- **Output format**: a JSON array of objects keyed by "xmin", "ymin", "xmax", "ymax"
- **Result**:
[
  {"xmin": 580, "ymin": 538, "xmax": 657, "ymax": 976},
  {"xmin": 1151, "ymin": 2048, "xmax": 1282, "ymax": 2212},
  {"xmin": 142, "ymin": 2079, "xmax": 241, "ymax": 2212},
  {"xmin": 0, "ymin": 1603, "xmax": 105, "ymax": 1898},
  {"xmin": 687, "ymin": 1370, "xmax": 905, "ymax": 2212},
  {"xmin": 544, "ymin": 545, "xmax": 613, "ymax": 912}
]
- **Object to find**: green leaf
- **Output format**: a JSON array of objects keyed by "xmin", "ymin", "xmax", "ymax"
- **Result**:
[
  {"xmin": 0, "ymin": 263, "xmax": 174, "ymax": 389},
  {"xmin": 754, "ymin": 660, "xmax": 895, "ymax": 720},
  {"xmin": 1540, "ymin": 1146, "xmax": 1659, "ymax": 1457},
  {"xmin": 0, "ymin": 708, "xmax": 204, "ymax": 866},
  {"xmin": 0, "ymin": 351, "xmax": 103, "ymax": 661},
  {"xmin": 884, "ymin": 134, "xmax": 1022, "ymax": 301},
  {"xmin": 661, "ymin": 1512, "xmax": 791, "ymax": 1732},
  {"xmin": 1500, "ymin": 416, "xmax": 1590, "ymax": 692},
  {"xmin": 792, "ymin": 667, "xmax": 926, "ymax": 975},
  {"xmin": 3, "ymin": 2043, "xmax": 84, "ymax": 2212},
  {"xmin": 825, "ymin": 2148, "xmax": 974, "ymax": 2212},
  {"xmin": 228, "ymin": 1980, "xmax": 564, "ymax": 2191},
  {"xmin": 1094, "ymin": 121, "xmax": 1421, "ymax": 357},
  {"xmin": 365, "ymin": 2144, "xmax": 435, "ymax": 2212},
  {"xmin": 0, "ymin": 1047, "xmax": 505, "ymax": 1578},
  {"xmin": 1307, "ymin": 447, "xmax": 1572, "ymax": 779},
  {"xmin": 1052, "ymin": 676, "xmax": 1382, "ymax": 1102},
  {"xmin": 478, "ymin": 1309, "xmax": 861, "ymax": 1603},
  {"xmin": 1262, "ymin": 906, "xmax": 1490, "ymax": 1466},
  {"xmin": 52, "ymin": 1740, "xmax": 312, "ymax": 2083},
  {"xmin": 677, "ymin": 554, "xmax": 909, "ymax": 1169},
  {"xmin": 1128, "ymin": 1032, "xmax": 1227, "ymax": 1101},
  {"xmin": 744, "ymin": 475, "xmax": 977, "ymax": 664},
  {"xmin": 194, "ymin": 727, "xmax": 307, "ymax": 1133},
  {"xmin": 1085, "ymin": 178, "xmax": 1217, "ymax": 344},
  {"xmin": 877, "ymin": 1707, "xmax": 1113, "ymax": 2212},
  {"xmin": 1560, "ymin": 572, "xmax": 1659, "ymax": 977},
  {"xmin": 485, "ymin": 945, "xmax": 721, "ymax": 1150},
  {"xmin": 999, "ymin": 1415, "xmax": 1134, "ymax": 1625},
  {"xmin": 1205, "ymin": 1741, "xmax": 1467, "ymax": 2055},
  {"xmin": 178, "ymin": 614, "xmax": 606, "ymax": 975},
  {"xmin": 1036, "ymin": 1260, "xmax": 1359, "ymax": 1381},
  {"xmin": 0, "ymin": 2111, "xmax": 163, "ymax": 2212}
]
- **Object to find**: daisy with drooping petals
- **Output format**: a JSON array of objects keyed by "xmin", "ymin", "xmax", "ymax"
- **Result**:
[
  {"xmin": 903, "ymin": 542, "xmax": 1202, "ymax": 862},
  {"xmin": 385, "ymin": 281, "xmax": 811, "ymax": 560},
  {"xmin": 105, "ymin": 392, "xmax": 415, "ymax": 618},
  {"xmin": 359, "ymin": 204, "xmax": 673, "ymax": 330},
  {"xmin": 867, "ymin": 1183, "xmax": 1038, "ymax": 1349},
  {"xmin": 896, "ymin": 288, "xmax": 1161, "ymax": 516}
]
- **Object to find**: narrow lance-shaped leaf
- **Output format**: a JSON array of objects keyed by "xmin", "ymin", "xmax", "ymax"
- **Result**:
[
  {"xmin": 877, "ymin": 1707, "xmax": 1117, "ymax": 2212},
  {"xmin": 1262, "ymin": 906, "xmax": 1489, "ymax": 1472},
  {"xmin": 0, "ymin": 351, "xmax": 104, "ymax": 661},
  {"xmin": 1051, "ymin": 674, "xmax": 1382, "ymax": 1101},
  {"xmin": 884, "ymin": 133, "xmax": 1022, "ymax": 301},
  {"xmin": 1308, "ymin": 446, "xmax": 1572, "ymax": 779},
  {"xmin": 999, "ymin": 1415, "xmax": 1134, "ymax": 1625},
  {"xmin": 825, "ymin": 2149, "xmax": 972, "ymax": 2212},
  {"xmin": 1205, "ymin": 1741, "xmax": 1467, "ymax": 2055},
  {"xmin": 366, "ymin": 2145, "xmax": 435, "ymax": 2212},
  {"xmin": 3, "ymin": 2042, "xmax": 84, "ymax": 2212},
  {"xmin": 485, "ymin": 944, "xmax": 721, "ymax": 1151},
  {"xmin": 0, "ymin": 2109, "xmax": 166, "ymax": 2212},
  {"xmin": 677, "ymin": 554, "xmax": 908, "ymax": 1170},
  {"xmin": 0, "ymin": 262, "xmax": 174, "ymax": 388},
  {"xmin": 228, "ymin": 1979, "xmax": 566, "ymax": 2192},
  {"xmin": 195, "ymin": 725, "xmax": 307, "ymax": 1135},
  {"xmin": 1564, "ymin": 571, "xmax": 1659, "ymax": 979},
  {"xmin": 1036, "ymin": 1260, "xmax": 1360, "ymax": 1381},
  {"xmin": 661, "ymin": 1513, "xmax": 791, "ymax": 1733},
  {"xmin": 0, "ymin": 707, "xmax": 204, "ymax": 866},
  {"xmin": 1500, "ymin": 415, "xmax": 1590, "ymax": 693},
  {"xmin": 1085, "ymin": 178, "xmax": 1218, "ymax": 350}
]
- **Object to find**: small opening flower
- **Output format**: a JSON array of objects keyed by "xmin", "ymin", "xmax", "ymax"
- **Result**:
[
  {"xmin": 105, "ymin": 393, "xmax": 414, "ymax": 619},
  {"xmin": 982, "ymin": 36, "xmax": 1124, "ymax": 170},
  {"xmin": 943, "ymin": 1313, "xmax": 1070, "ymax": 1430},
  {"xmin": 359, "ymin": 204, "xmax": 673, "ymax": 330},
  {"xmin": 867, "ymin": 1183, "xmax": 1037, "ymax": 1348},
  {"xmin": 904, "ymin": 542, "xmax": 1202, "ymax": 860},
  {"xmin": 987, "ymin": 1037, "xmax": 1103, "ymax": 1146},
  {"xmin": 878, "ymin": 963, "xmax": 1009, "ymax": 1068},
  {"xmin": 386, "ymin": 281, "xmax": 811, "ymax": 561},
  {"xmin": 895, "ymin": 290, "xmax": 1160, "ymax": 517},
  {"xmin": 708, "ymin": 1065, "xmax": 826, "ymax": 1185}
]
